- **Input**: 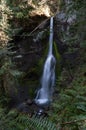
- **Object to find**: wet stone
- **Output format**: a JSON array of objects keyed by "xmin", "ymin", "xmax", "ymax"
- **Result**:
[{"xmin": 26, "ymin": 99, "xmax": 33, "ymax": 105}]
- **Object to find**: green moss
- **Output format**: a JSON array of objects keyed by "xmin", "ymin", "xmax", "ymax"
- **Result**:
[{"xmin": 53, "ymin": 42, "xmax": 62, "ymax": 77}]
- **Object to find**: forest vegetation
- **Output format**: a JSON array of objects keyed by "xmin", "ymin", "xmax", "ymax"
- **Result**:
[{"xmin": 0, "ymin": 0, "xmax": 86, "ymax": 130}]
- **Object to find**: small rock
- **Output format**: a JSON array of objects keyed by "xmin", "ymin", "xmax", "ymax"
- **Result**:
[
  {"xmin": 26, "ymin": 99, "xmax": 33, "ymax": 105},
  {"xmin": 56, "ymin": 12, "xmax": 66, "ymax": 23},
  {"xmin": 67, "ymin": 14, "xmax": 76, "ymax": 25},
  {"xmin": 35, "ymin": 108, "xmax": 48, "ymax": 117},
  {"xmin": 37, "ymin": 109, "xmax": 44, "ymax": 116}
]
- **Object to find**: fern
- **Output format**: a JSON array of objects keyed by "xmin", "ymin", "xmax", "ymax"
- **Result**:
[
  {"xmin": 50, "ymin": 64, "xmax": 86, "ymax": 130},
  {"xmin": 0, "ymin": 109, "xmax": 57, "ymax": 130}
]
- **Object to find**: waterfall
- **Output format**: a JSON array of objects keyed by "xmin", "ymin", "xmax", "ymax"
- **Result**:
[
  {"xmin": 35, "ymin": 17, "xmax": 56, "ymax": 106},
  {"xmin": 48, "ymin": 17, "xmax": 53, "ymax": 55}
]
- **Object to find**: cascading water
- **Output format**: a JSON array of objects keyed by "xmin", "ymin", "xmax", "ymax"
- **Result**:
[{"xmin": 35, "ymin": 17, "xmax": 56, "ymax": 106}]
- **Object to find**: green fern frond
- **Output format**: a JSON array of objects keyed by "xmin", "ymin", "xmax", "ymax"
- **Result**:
[{"xmin": 0, "ymin": 108, "xmax": 57, "ymax": 130}]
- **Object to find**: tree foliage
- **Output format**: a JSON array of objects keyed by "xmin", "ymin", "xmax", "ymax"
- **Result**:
[{"xmin": 0, "ymin": 0, "xmax": 86, "ymax": 130}]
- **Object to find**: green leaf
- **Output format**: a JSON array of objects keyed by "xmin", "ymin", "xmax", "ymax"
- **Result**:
[{"xmin": 10, "ymin": 70, "xmax": 23, "ymax": 77}]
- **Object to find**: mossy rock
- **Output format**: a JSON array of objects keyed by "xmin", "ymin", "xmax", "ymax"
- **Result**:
[{"xmin": 53, "ymin": 42, "xmax": 62, "ymax": 77}]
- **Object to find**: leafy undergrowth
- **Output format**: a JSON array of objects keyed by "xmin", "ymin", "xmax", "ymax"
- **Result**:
[
  {"xmin": 49, "ymin": 64, "xmax": 86, "ymax": 130},
  {"xmin": 0, "ymin": 108, "xmax": 57, "ymax": 130},
  {"xmin": 0, "ymin": 64, "xmax": 86, "ymax": 130},
  {"xmin": 0, "ymin": 49, "xmax": 86, "ymax": 130}
]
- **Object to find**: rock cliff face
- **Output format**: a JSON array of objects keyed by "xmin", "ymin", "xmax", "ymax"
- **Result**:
[{"xmin": 6, "ymin": 0, "xmax": 80, "ymax": 105}]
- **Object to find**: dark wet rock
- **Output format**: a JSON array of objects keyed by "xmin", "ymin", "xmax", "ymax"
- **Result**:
[
  {"xmin": 84, "ymin": 72, "xmax": 86, "ymax": 77},
  {"xmin": 16, "ymin": 100, "xmax": 49, "ymax": 117},
  {"xmin": 8, "ymin": 32, "xmax": 48, "ymax": 72},
  {"xmin": 35, "ymin": 109, "xmax": 44, "ymax": 116},
  {"xmin": 26, "ymin": 99, "xmax": 33, "ymax": 105},
  {"xmin": 34, "ymin": 108, "xmax": 49, "ymax": 117},
  {"xmin": 56, "ymin": 12, "xmax": 66, "ymax": 23},
  {"xmin": 16, "ymin": 102, "xmax": 29, "ymax": 113}
]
